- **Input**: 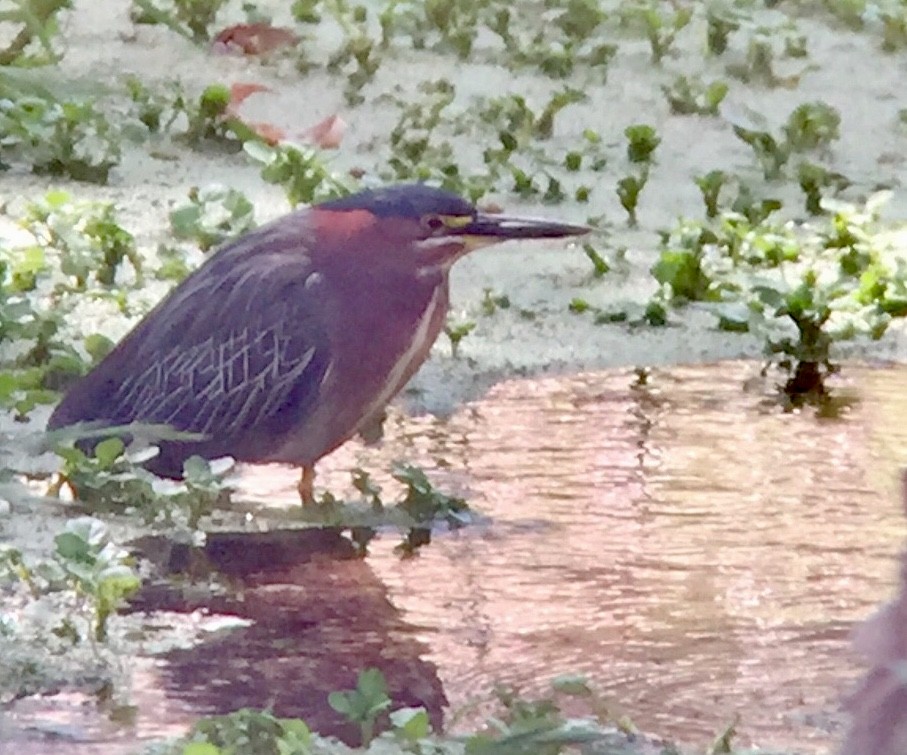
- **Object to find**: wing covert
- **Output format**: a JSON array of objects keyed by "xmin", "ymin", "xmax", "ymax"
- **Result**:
[{"xmin": 49, "ymin": 219, "xmax": 332, "ymax": 465}]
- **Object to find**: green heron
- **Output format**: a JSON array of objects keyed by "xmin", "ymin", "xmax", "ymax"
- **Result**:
[{"xmin": 48, "ymin": 184, "xmax": 588, "ymax": 503}]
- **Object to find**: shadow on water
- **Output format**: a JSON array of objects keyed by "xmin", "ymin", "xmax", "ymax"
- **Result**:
[
  {"xmin": 4, "ymin": 361, "xmax": 907, "ymax": 754},
  {"xmin": 127, "ymin": 528, "xmax": 447, "ymax": 744}
]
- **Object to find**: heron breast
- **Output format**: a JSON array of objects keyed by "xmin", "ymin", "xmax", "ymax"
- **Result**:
[{"xmin": 357, "ymin": 284, "xmax": 445, "ymax": 425}]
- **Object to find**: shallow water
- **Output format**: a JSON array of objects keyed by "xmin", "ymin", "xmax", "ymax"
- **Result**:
[
  {"xmin": 5, "ymin": 361, "xmax": 907, "ymax": 753},
  {"xmin": 238, "ymin": 361, "xmax": 907, "ymax": 752}
]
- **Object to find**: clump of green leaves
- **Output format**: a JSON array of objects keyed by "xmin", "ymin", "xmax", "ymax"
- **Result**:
[
  {"xmin": 881, "ymin": 9, "xmax": 907, "ymax": 52},
  {"xmin": 0, "ymin": 0, "xmax": 72, "ymax": 65},
  {"xmin": 20, "ymin": 190, "xmax": 142, "ymax": 289},
  {"xmin": 0, "ymin": 192, "xmax": 141, "ymax": 404},
  {"xmin": 131, "ymin": 0, "xmax": 228, "ymax": 42},
  {"xmin": 797, "ymin": 161, "xmax": 850, "ymax": 215},
  {"xmin": 180, "ymin": 708, "xmax": 314, "ymax": 755},
  {"xmin": 729, "ymin": 101, "xmax": 842, "ymax": 181},
  {"xmin": 392, "ymin": 462, "xmax": 470, "ymax": 553},
  {"xmin": 51, "ymin": 434, "xmax": 235, "ymax": 528},
  {"xmin": 379, "ymin": 0, "xmax": 485, "ymax": 59},
  {"xmin": 1, "ymin": 516, "xmax": 140, "ymax": 642},
  {"xmin": 652, "ymin": 194, "xmax": 907, "ymax": 401},
  {"xmin": 727, "ymin": 25, "xmax": 808, "ymax": 87},
  {"xmin": 479, "ymin": 87, "xmax": 587, "ymax": 146},
  {"xmin": 623, "ymin": 1, "xmax": 693, "ymax": 63},
  {"xmin": 52, "ymin": 437, "xmax": 165, "ymax": 514},
  {"xmin": 783, "ymin": 101, "xmax": 841, "ymax": 152},
  {"xmin": 298, "ymin": 464, "xmax": 471, "ymax": 556},
  {"xmin": 163, "ymin": 668, "xmax": 612, "ymax": 754},
  {"xmin": 705, "ymin": 7, "xmax": 740, "ymax": 55},
  {"xmin": 652, "ymin": 219, "xmax": 727, "ymax": 304},
  {"xmin": 169, "ymin": 184, "xmax": 256, "ymax": 251},
  {"xmin": 501, "ymin": 2, "xmax": 616, "ymax": 79},
  {"xmin": 329, "ymin": 668, "xmax": 393, "ymax": 746},
  {"xmin": 663, "ymin": 75, "xmax": 729, "ymax": 116},
  {"xmin": 0, "ymin": 96, "xmax": 121, "ymax": 183},
  {"xmin": 624, "ymin": 123, "xmax": 660, "ymax": 163},
  {"xmin": 616, "ymin": 169, "xmax": 648, "ymax": 226},
  {"xmin": 695, "ymin": 169, "xmax": 730, "ymax": 219},
  {"xmin": 244, "ymin": 141, "xmax": 350, "ymax": 207},
  {"xmin": 386, "ymin": 79, "xmax": 457, "ymax": 179},
  {"xmin": 182, "ymin": 83, "xmax": 246, "ymax": 147}
]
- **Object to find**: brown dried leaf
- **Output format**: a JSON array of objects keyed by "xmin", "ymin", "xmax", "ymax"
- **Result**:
[
  {"xmin": 227, "ymin": 82, "xmax": 272, "ymax": 115},
  {"xmin": 299, "ymin": 114, "xmax": 347, "ymax": 150},
  {"xmin": 212, "ymin": 23, "xmax": 299, "ymax": 55}
]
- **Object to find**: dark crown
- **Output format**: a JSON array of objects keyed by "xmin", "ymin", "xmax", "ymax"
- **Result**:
[{"xmin": 318, "ymin": 183, "xmax": 475, "ymax": 219}]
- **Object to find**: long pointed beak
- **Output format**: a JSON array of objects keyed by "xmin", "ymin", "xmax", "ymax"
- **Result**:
[{"xmin": 454, "ymin": 213, "xmax": 591, "ymax": 240}]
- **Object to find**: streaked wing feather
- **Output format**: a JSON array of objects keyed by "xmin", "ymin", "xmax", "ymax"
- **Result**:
[{"xmin": 50, "ymin": 216, "xmax": 331, "ymax": 468}]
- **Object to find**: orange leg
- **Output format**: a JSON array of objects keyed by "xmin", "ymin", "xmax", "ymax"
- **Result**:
[{"xmin": 297, "ymin": 465, "xmax": 316, "ymax": 506}]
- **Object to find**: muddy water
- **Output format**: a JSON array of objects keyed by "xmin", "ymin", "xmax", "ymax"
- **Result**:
[
  {"xmin": 6, "ymin": 362, "xmax": 906, "ymax": 754},
  {"xmin": 238, "ymin": 361, "xmax": 907, "ymax": 752}
]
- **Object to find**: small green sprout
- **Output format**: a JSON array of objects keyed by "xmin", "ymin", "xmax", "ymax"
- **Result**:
[
  {"xmin": 568, "ymin": 297, "xmax": 591, "ymax": 314},
  {"xmin": 481, "ymin": 288, "xmax": 511, "ymax": 315},
  {"xmin": 624, "ymin": 124, "xmax": 661, "ymax": 164},
  {"xmin": 583, "ymin": 243, "xmax": 610, "ymax": 277},
  {"xmin": 706, "ymin": 8, "xmax": 740, "ymax": 55},
  {"xmin": 392, "ymin": 462, "xmax": 469, "ymax": 552},
  {"xmin": 797, "ymin": 162, "xmax": 850, "ymax": 215},
  {"xmin": 534, "ymin": 87, "xmax": 586, "ymax": 139},
  {"xmin": 651, "ymin": 238, "xmax": 720, "ymax": 304},
  {"xmin": 663, "ymin": 76, "xmax": 729, "ymax": 116},
  {"xmin": 443, "ymin": 318, "xmax": 476, "ymax": 358},
  {"xmin": 631, "ymin": 2, "xmax": 694, "ymax": 63},
  {"xmin": 783, "ymin": 101, "xmax": 841, "ymax": 152},
  {"xmin": 616, "ymin": 170, "xmax": 648, "ymax": 226},
  {"xmin": 182, "ymin": 83, "xmax": 239, "ymax": 146},
  {"xmin": 730, "ymin": 123, "xmax": 789, "ymax": 180},
  {"xmin": 328, "ymin": 668, "xmax": 392, "ymax": 746},
  {"xmin": 695, "ymin": 170, "xmax": 729, "ymax": 219}
]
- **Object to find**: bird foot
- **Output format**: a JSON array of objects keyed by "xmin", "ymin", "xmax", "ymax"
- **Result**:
[{"xmin": 297, "ymin": 465, "xmax": 316, "ymax": 506}]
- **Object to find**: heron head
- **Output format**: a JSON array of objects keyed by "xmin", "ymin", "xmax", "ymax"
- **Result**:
[{"xmin": 311, "ymin": 184, "xmax": 590, "ymax": 274}]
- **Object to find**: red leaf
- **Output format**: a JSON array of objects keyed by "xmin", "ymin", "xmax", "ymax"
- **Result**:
[
  {"xmin": 227, "ymin": 82, "xmax": 272, "ymax": 115},
  {"xmin": 250, "ymin": 122, "xmax": 287, "ymax": 146},
  {"xmin": 299, "ymin": 114, "xmax": 347, "ymax": 150},
  {"xmin": 212, "ymin": 23, "xmax": 300, "ymax": 55}
]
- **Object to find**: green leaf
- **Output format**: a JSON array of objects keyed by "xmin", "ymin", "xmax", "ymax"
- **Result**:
[
  {"xmin": 84, "ymin": 334, "xmax": 115, "ymax": 363},
  {"xmin": 243, "ymin": 140, "xmax": 276, "ymax": 165},
  {"xmin": 54, "ymin": 531, "xmax": 93, "ymax": 563},
  {"xmin": 390, "ymin": 707, "xmax": 430, "ymax": 739},
  {"xmin": 327, "ymin": 690, "xmax": 354, "ymax": 717},
  {"xmin": 357, "ymin": 667, "xmax": 389, "ymax": 701},
  {"xmin": 182, "ymin": 455, "xmax": 212, "ymax": 482},
  {"xmin": 97, "ymin": 565, "xmax": 141, "ymax": 604},
  {"xmin": 94, "ymin": 437, "xmax": 125, "ymax": 468}
]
